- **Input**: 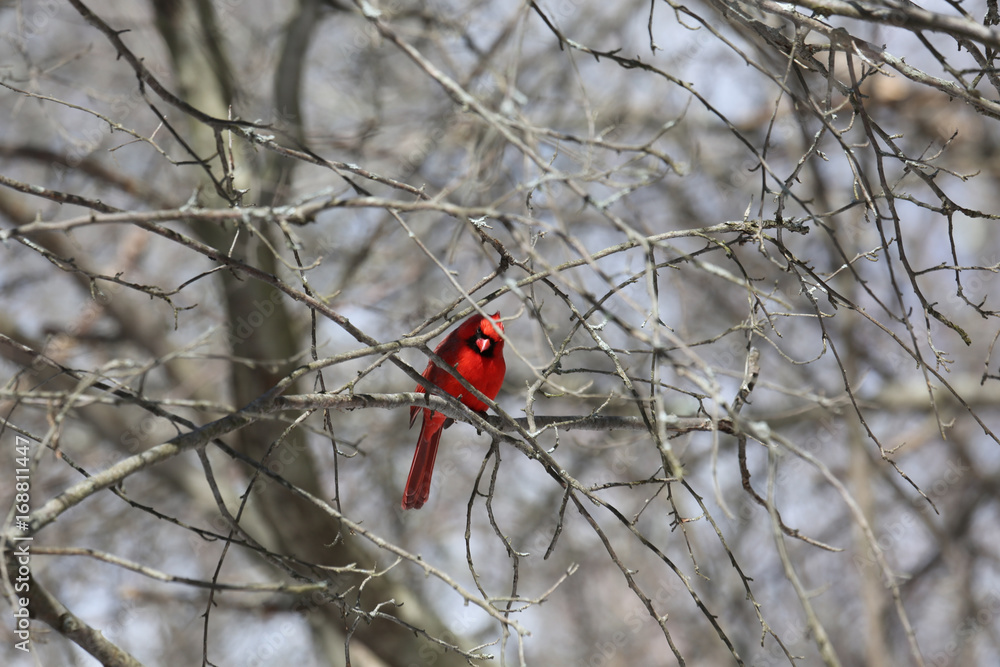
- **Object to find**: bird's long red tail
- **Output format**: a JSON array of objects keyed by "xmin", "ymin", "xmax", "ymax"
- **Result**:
[{"xmin": 402, "ymin": 412, "xmax": 445, "ymax": 509}]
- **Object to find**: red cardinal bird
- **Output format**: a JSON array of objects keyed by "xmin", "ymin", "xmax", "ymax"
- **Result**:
[{"xmin": 403, "ymin": 312, "xmax": 506, "ymax": 510}]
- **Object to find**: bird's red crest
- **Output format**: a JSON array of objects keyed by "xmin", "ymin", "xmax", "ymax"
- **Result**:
[{"xmin": 481, "ymin": 312, "xmax": 504, "ymax": 337}]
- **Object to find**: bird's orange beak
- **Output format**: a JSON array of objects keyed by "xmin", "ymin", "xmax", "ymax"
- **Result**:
[{"xmin": 477, "ymin": 338, "xmax": 491, "ymax": 354}]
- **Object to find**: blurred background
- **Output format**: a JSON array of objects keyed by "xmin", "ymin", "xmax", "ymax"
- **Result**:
[{"xmin": 1, "ymin": 0, "xmax": 999, "ymax": 665}]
